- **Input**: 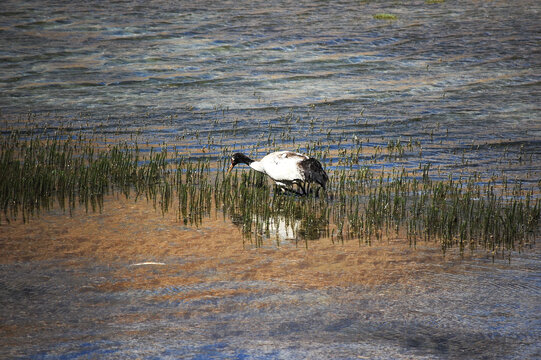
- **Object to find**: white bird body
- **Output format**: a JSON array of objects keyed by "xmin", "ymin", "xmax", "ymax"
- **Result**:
[
  {"xmin": 228, "ymin": 151, "xmax": 328, "ymax": 195},
  {"xmin": 250, "ymin": 151, "xmax": 308, "ymax": 183}
]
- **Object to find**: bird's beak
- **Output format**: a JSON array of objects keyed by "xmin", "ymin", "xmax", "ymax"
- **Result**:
[{"xmin": 227, "ymin": 164, "xmax": 234, "ymax": 174}]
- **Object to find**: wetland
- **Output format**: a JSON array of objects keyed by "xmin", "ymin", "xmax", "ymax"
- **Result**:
[{"xmin": 1, "ymin": 0, "xmax": 540, "ymax": 358}]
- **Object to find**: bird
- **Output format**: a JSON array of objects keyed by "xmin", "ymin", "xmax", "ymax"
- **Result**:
[{"xmin": 227, "ymin": 151, "xmax": 328, "ymax": 196}]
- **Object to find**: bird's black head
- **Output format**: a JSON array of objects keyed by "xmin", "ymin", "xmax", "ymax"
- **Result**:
[{"xmin": 228, "ymin": 153, "xmax": 253, "ymax": 173}]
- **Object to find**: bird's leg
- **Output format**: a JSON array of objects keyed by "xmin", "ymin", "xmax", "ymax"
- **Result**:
[
  {"xmin": 299, "ymin": 182, "xmax": 310, "ymax": 196},
  {"xmin": 285, "ymin": 187, "xmax": 303, "ymax": 196},
  {"xmin": 294, "ymin": 182, "xmax": 302, "ymax": 195},
  {"xmin": 275, "ymin": 183, "xmax": 302, "ymax": 196}
]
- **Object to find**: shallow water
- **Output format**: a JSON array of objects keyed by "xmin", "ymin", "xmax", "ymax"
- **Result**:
[
  {"xmin": 1, "ymin": 0, "xmax": 540, "ymax": 358},
  {"xmin": 1, "ymin": 198, "xmax": 540, "ymax": 359},
  {"xmin": 1, "ymin": 257, "xmax": 540, "ymax": 359},
  {"xmin": 1, "ymin": 0, "xmax": 540, "ymax": 180}
]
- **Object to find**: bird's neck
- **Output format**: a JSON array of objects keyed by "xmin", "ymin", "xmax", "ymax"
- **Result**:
[{"xmin": 238, "ymin": 154, "xmax": 254, "ymax": 166}]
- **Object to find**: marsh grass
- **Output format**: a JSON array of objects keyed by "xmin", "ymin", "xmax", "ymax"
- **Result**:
[
  {"xmin": 373, "ymin": 13, "xmax": 398, "ymax": 21},
  {"xmin": 1, "ymin": 125, "xmax": 539, "ymax": 258}
]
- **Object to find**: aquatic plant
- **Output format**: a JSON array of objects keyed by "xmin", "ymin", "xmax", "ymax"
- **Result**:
[
  {"xmin": 0, "ymin": 124, "xmax": 539, "ymax": 259},
  {"xmin": 0, "ymin": 131, "xmax": 168, "ymax": 223},
  {"xmin": 373, "ymin": 13, "xmax": 398, "ymax": 20}
]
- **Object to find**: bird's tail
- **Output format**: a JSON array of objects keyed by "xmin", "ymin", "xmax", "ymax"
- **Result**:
[{"xmin": 301, "ymin": 158, "xmax": 328, "ymax": 190}]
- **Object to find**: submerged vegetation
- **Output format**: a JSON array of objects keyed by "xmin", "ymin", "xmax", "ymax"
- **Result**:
[{"xmin": 1, "ymin": 119, "xmax": 539, "ymax": 259}]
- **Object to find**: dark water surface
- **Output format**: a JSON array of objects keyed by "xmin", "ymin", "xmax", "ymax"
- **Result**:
[{"xmin": 1, "ymin": 0, "xmax": 540, "ymax": 359}]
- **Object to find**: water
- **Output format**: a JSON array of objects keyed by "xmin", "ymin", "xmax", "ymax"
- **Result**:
[
  {"xmin": 2, "ymin": 257, "xmax": 540, "ymax": 359},
  {"xmin": 1, "ymin": 0, "xmax": 540, "ymax": 358},
  {"xmin": 1, "ymin": 1, "xmax": 540, "ymax": 157},
  {"xmin": 1, "ymin": 201, "xmax": 540, "ymax": 359}
]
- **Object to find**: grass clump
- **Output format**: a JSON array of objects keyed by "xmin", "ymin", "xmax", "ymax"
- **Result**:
[
  {"xmin": 0, "ymin": 131, "xmax": 169, "ymax": 222},
  {"xmin": 221, "ymin": 165, "xmax": 540, "ymax": 257},
  {"xmin": 373, "ymin": 13, "xmax": 398, "ymax": 20},
  {"xmin": 1, "ymin": 125, "xmax": 539, "ymax": 259}
]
